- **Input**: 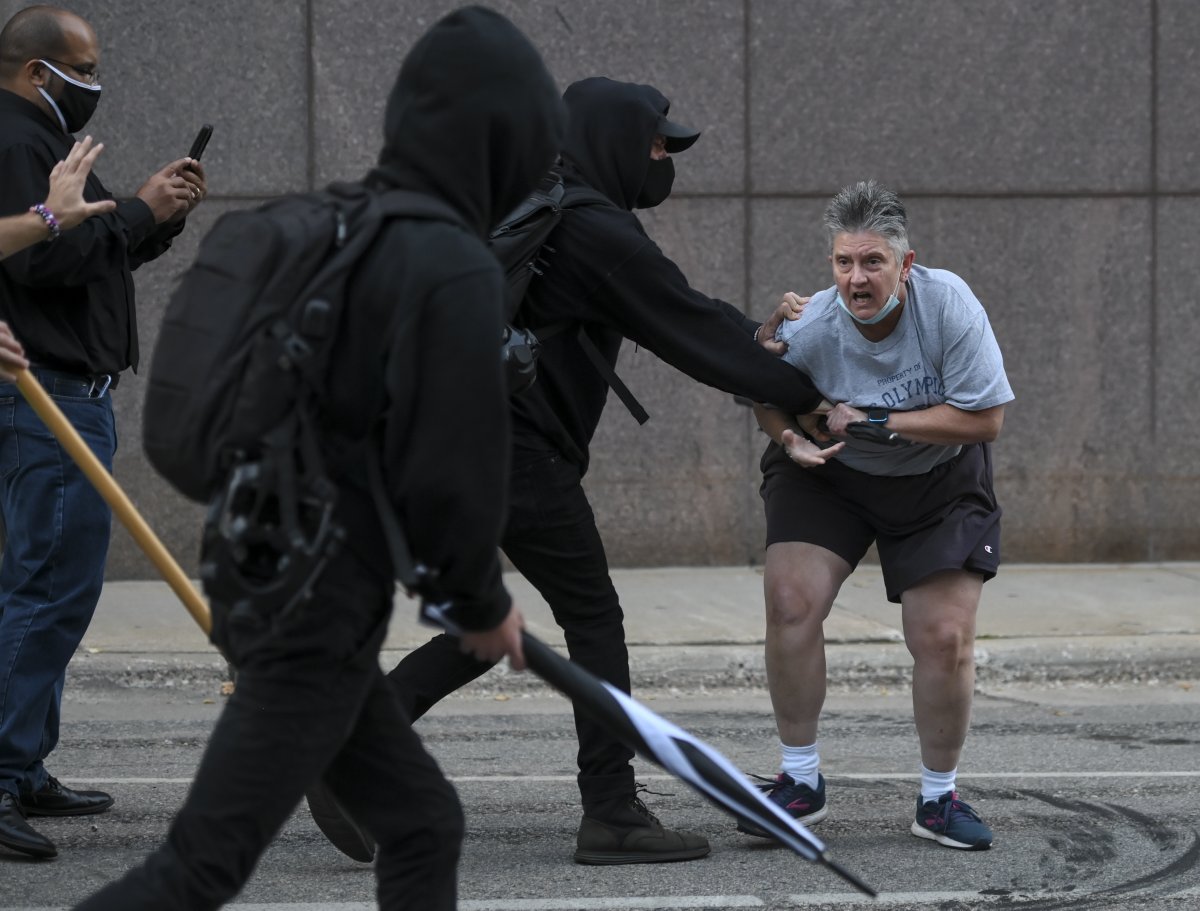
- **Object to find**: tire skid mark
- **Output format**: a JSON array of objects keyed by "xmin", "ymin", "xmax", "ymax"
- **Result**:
[
  {"xmin": 1096, "ymin": 823, "xmax": 1200, "ymax": 898},
  {"xmin": 1003, "ymin": 789, "xmax": 1200, "ymax": 909}
]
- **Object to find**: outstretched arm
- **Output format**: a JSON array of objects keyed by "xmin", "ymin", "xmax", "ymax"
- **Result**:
[{"xmin": 0, "ymin": 137, "xmax": 117, "ymax": 261}]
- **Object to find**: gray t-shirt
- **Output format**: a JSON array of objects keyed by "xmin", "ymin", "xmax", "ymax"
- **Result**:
[{"xmin": 776, "ymin": 264, "xmax": 1014, "ymax": 476}]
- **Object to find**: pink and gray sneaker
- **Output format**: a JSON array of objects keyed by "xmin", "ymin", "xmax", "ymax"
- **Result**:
[
  {"xmin": 911, "ymin": 790, "xmax": 993, "ymax": 850},
  {"xmin": 736, "ymin": 772, "xmax": 828, "ymax": 838}
]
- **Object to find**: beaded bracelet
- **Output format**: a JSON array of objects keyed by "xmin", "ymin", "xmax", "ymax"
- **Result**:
[{"xmin": 29, "ymin": 203, "xmax": 60, "ymax": 242}]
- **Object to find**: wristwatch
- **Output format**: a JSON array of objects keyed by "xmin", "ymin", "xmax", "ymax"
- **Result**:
[{"xmin": 866, "ymin": 408, "xmax": 889, "ymax": 424}]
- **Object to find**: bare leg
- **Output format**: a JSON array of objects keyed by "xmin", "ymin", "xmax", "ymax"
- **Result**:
[
  {"xmin": 763, "ymin": 543, "xmax": 853, "ymax": 748},
  {"xmin": 900, "ymin": 570, "xmax": 983, "ymax": 772}
]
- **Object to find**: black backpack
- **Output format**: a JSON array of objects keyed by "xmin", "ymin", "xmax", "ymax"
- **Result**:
[
  {"xmin": 143, "ymin": 181, "xmax": 473, "ymax": 616},
  {"xmin": 143, "ymin": 170, "xmax": 642, "ymax": 614},
  {"xmin": 490, "ymin": 168, "xmax": 649, "ymax": 424},
  {"xmin": 143, "ymin": 182, "xmax": 464, "ymax": 505}
]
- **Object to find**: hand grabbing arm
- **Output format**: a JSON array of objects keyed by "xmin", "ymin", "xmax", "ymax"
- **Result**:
[
  {"xmin": 753, "ymin": 402, "xmax": 844, "ymax": 467},
  {"xmin": 756, "ymin": 292, "xmax": 809, "ymax": 356}
]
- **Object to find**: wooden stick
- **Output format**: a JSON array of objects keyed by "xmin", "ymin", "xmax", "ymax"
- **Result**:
[{"xmin": 14, "ymin": 367, "xmax": 212, "ymax": 635}]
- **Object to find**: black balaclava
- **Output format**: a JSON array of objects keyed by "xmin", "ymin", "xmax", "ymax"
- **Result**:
[
  {"xmin": 560, "ymin": 77, "xmax": 684, "ymax": 211},
  {"xmin": 636, "ymin": 159, "xmax": 674, "ymax": 209},
  {"xmin": 372, "ymin": 6, "xmax": 565, "ymax": 237}
]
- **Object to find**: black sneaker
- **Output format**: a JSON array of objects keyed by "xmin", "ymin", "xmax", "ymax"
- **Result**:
[
  {"xmin": 575, "ymin": 794, "xmax": 710, "ymax": 865},
  {"xmin": 736, "ymin": 772, "xmax": 828, "ymax": 838},
  {"xmin": 911, "ymin": 790, "xmax": 993, "ymax": 850}
]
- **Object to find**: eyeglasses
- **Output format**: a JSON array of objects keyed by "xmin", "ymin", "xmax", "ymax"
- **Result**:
[{"xmin": 41, "ymin": 58, "xmax": 100, "ymax": 86}]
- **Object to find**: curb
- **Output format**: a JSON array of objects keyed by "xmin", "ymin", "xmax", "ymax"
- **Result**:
[{"xmin": 64, "ymin": 634, "xmax": 1200, "ymax": 694}]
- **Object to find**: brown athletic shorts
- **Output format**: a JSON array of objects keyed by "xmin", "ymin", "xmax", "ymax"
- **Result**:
[{"xmin": 760, "ymin": 441, "xmax": 1002, "ymax": 603}]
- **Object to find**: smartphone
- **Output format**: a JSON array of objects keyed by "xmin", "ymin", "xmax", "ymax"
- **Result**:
[{"xmin": 188, "ymin": 124, "xmax": 213, "ymax": 161}]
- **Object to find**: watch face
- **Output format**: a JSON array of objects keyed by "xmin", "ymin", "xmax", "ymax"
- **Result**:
[{"xmin": 867, "ymin": 409, "xmax": 888, "ymax": 423}]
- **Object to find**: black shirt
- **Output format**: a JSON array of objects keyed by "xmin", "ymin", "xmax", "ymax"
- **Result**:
[
  {"xmin": 0, "ymin": 89, "xmax": 182, "ymax": 376},
  {"xmin": 510, "ymin": 78, "xmax": 822, "ymax": 473}
]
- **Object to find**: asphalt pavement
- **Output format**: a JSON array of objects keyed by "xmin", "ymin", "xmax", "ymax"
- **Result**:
[{"xmin": 72, "ymin": 562, "xmax": 1200, "ymax": 693}]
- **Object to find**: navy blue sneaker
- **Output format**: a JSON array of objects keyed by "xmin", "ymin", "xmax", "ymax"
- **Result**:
[
  {"xmin": 736, "ymin": 772, "xmax": 828, "ymax": 838},
  {"xmin": 911, "ymin": 790, "xmax": 993, "ymax": 850}
]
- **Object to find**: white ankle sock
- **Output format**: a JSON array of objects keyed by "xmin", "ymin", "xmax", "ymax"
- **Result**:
[
  {"xmin": 780, "ymin": 742, "xmax": 820, "ymax": 790},
  {"xmin": 920, "ymin": 764, "xmax": 957, "ymax": 803}
]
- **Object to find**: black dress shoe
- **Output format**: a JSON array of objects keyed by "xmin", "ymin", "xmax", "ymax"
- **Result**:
[
  {"xmin": 0, "ymin": 792, "xmax": 57, "ymax": 858},
  {"xmin": 19, "ymin": 776, "xmax": 113, "ymax": 817}
]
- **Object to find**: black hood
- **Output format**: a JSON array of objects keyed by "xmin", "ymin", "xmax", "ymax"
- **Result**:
[
  {"xmin": 373, "ymin": 6, "xmax": 565, "ymax": 236},
  {"xmin": 560, "ymin": 77, "xmax": 674, "ymax": 211}
]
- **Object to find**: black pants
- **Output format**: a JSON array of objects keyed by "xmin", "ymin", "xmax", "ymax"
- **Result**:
[
  {"xmin": 74, "ymin": 547, "xmax": 463, "ymax": 911},
  {"xmin": 389, "ymin": 449, "xmax": 635, "ymax": 811}
]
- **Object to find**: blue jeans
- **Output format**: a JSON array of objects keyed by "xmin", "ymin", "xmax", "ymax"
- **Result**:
[{"xmin": 0, "ymin": 379, "xmax": 115, "ymax": 798}]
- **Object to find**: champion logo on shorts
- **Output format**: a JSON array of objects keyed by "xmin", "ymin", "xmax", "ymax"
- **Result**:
[{"xmin": 984, "ymin": 545, "xmax": 994, "ymax": 554}]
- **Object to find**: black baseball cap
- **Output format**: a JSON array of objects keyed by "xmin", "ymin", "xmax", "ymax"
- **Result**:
[{"xmin": 658, "ymin": 115, "xmax": 701, "ymax": 153}]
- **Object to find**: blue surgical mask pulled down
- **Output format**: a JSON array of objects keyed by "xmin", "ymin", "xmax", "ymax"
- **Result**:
[{"xmin": 837, "ymin": 267, "xmax": 904, "ymax": 326}]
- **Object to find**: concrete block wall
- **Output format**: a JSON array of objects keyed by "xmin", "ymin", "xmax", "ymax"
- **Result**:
[{"xmin": 3, "ymin": 1, "xmax": 1194, "ymax": 576}]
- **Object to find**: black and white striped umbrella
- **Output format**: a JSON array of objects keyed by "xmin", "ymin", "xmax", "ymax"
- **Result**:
[{"xmin": 422, "ymin": 602, "xmax": 876, "ymax": 897}]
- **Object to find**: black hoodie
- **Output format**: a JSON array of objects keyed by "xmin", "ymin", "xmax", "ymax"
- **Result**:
[
  {"xmin": 510, "ymin": 77, "xmax": 821, "ymax": 472},
  {"xmin": 328, "ymin": 6, "xmax": 563, "ymax": 630}
]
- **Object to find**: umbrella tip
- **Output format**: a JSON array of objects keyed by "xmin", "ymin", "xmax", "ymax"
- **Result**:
[{"xmin": 819, "ymin": 851, "xmax": 878, "ymax": 898}]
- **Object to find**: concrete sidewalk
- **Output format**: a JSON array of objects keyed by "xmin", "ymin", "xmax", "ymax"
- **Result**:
[{"xmin": 67, "ymin": 562, "xmax": 1200, "ymax": 692}]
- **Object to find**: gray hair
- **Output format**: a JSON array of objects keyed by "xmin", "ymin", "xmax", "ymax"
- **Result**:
[{"xmin": 823, "ymin": 180, "xmax": 910, "ymax": 266}]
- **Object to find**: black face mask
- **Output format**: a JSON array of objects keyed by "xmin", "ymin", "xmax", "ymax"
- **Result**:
[
  {"xmin": 36, "ymin": 60, "xmax": 102, "ymax": 133},
  {"xmin": 635, "ymin": 158, "xmax": 675, "ymax": 209}
]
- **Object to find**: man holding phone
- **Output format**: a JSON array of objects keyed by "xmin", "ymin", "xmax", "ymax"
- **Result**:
[
  {"xmin": 0, "ymin": 5, "xmax": 206, "ymax": 859},
  {"xmin": 188, "ymin": 123, "xmax": 212, "ymax": 162}
]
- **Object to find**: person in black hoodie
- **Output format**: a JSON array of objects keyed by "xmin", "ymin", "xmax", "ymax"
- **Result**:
[
  {"xmin": 70, "ymin": 8, "xmax": 562, "ymax": 910},
  {"xmin": 349, "ymin": 76, "xmax": 824, "ymax": 866}
]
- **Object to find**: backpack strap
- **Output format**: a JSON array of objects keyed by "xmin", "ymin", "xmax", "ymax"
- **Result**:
[
  {"xmin": 560, "ymin": 187, "xmax": 613, "ymax": 210},
  {"xmin": 575, "ymin": 326, "xmax": 650, "ymax": 425},
  {"xmin": 374, "ymin": 189, "xmax": 470, "ymax": 230},
  {"xmin": 534, "ymin": 186, "xmax": 650, "ymax": 425}
]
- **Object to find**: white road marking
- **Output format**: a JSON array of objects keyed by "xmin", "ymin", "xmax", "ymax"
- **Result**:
[
  {"xmin": 64, "ymin": 770, "xmax": 1200, "ymax": 786},
  {"xmin": 11, "ymin": 901, "xmax": 765, "ymax": 911},
  {"xmin": 459, "ymin": 900, "xmax": 765, "ymax": 910},
  {"xmin": 13, "ymin": 888, "xmax": 1200, "ymax": 911}
]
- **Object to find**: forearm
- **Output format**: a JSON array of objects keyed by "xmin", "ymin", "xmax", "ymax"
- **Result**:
[
  {"xmin": 5, "ymin": 200, "xmax": 157, "ymax": 287},
  {"xmin": 129, "ymin": 213, "xmax": 185, "ymax": 268},
  {"xmin": 713, "ymin": 296, "xmax": 757, "ymax": 336},
  {"xmin": 0, "ymin": 211, "xmax": 53, "ymax": 261},
  {"xmin": 753, "ymin": 403, "xmax": 801, "ymax": 445},
  {"xmin": 886, "ymin": 403, "xmax": 1005, "ymax": 445}
]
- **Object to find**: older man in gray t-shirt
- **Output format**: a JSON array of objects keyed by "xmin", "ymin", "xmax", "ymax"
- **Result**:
[
  {"xmin": 746, "ymin": 181, "xmax": 1012, "ymax": 854},
  {"xmin": 776, "ymin": 262, "xmax": 1012, "ymax": 475}
]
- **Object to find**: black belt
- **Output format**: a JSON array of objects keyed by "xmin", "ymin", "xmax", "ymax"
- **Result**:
[{"xmin": 28, "ymin": 367, "xmax": 116, "ymax": 398}]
